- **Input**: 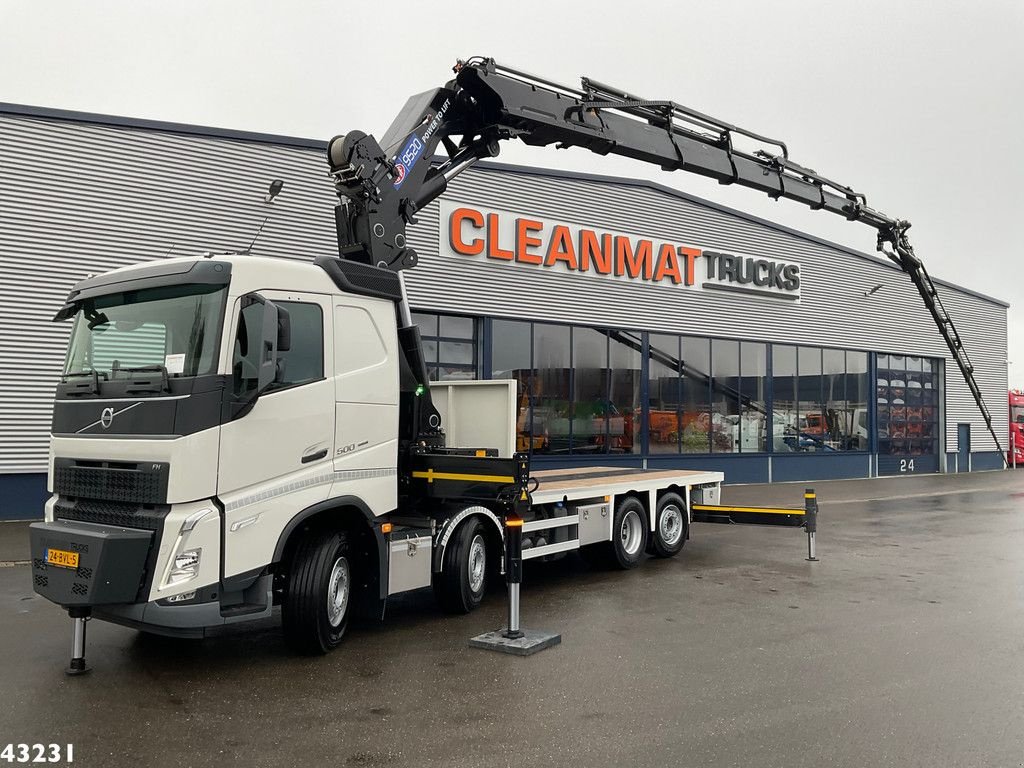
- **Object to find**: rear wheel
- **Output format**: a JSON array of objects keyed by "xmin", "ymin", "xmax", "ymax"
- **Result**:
[
  {"xmin": 611, "ymin": 497, "xmax": 648, "ymax": 569},
  {"xmin": 434, "ymin": 518, "xmax": 488, "ymax": 613},
  {"xmin": 582, "ymin": 496, "xmax": 648, "ymax": 570},
  {"xmin": 648, "ymin": 492, "xmax": 687, "ymax": 558},
  {"xmin": 282, "ymin": 530, "xmax": 352, "ymax": 654}
]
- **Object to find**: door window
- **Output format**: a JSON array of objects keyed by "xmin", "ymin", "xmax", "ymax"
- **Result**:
[{"xmin": 232, "ymin": 300, "xmax": 324, "ymax": 396}]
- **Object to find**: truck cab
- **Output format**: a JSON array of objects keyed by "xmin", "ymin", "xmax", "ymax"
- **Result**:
[{"xmin": 33, "ymin": 254, "xmax": 408, "ymax": 649}]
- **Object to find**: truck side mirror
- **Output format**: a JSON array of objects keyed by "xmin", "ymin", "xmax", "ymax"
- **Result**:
[
  {"xmin": 256, "ymin": 296, "xmax": 280, "ymax": 394},
  {"xmin": 276, "ymin": 304, "xmax": 291, "ymax": 353}
]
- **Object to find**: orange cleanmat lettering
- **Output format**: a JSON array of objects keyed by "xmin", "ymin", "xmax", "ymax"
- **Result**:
[
  {"xmin": 487, "ymin": 213, "xmax": 513, "ymax": 260},
  {"xmin": 654, "ymin": 243, "xmax": 683, "ymax": 283},
  {"xmin": 450, "ymin": 208, "xmax": 484, "ymax": 255},
  {"xmin": 515, "ymin": 218, "xmax": 544, "ymax": 264},
  {"xmin": 679, "ymin": 246, "xmax": 701, "ymax": 286},
  {"xmin": 544, "ymin": 225, "xmax": 578, "ymax": 270},
  {"xmin": 615, "ymin": 236, "xmax": 652, "ymax": 280}
]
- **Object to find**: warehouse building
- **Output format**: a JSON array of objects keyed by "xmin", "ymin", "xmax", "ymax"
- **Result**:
[{"xmin": 0, "ymin": 104, "xmax": 1010, "ymax": 519}]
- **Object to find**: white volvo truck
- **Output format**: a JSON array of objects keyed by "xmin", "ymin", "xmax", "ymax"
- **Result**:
[{"xmin": 31, "ymin": 57, "xmax": 997, "ymax": 669}]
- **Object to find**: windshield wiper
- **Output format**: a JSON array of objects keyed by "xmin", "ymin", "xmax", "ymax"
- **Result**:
[
  {"xmin": 62, "ymin": 370, "xmax": 108, "ymax": 396},
  {"xmin": 113, "ymin": 364, "xmax": 171, "ymax": 394}
]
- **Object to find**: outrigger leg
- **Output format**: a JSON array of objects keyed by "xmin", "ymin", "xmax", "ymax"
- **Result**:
[{"xmin": 65, "ymin": 607, "xmax": 92, "ymax": 676}]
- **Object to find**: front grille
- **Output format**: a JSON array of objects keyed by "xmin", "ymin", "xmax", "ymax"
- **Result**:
[
  {"xmin": 54, "ymin": 498, "xmax": 166, "ymax": 531},
  {"xmin": 53, "ymin": 459, "xmax": 169, "ymax": 504}
]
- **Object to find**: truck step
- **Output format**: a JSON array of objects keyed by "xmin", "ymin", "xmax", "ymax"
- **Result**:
[{"xmin": 522, "ymin": 538, "xmax": 580, "ymax": 560}]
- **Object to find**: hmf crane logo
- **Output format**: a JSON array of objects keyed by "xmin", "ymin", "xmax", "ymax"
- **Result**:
[{"xmin": 441, "ymin": 202, "xmax": 801, "ymax": 300}]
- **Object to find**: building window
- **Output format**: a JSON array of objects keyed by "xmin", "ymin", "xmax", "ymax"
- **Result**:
[
  {"xmin": 607, "ymin": 331, "xmax": 641, "ymax": 454},
  {"xmin": 647, "ymin": 333, "xmax": 683, "ymax": 454},
  {"xmin": 710, "ymin": 339, "xmax": 739, "ymax": 453},
  {"xmin": 681, "ymin": 336, "xmax": 711, "ymax": 453},
  {"xmin": 877, "ymin": 353, "xmax": 939, "ymax": 457},
  {"xmin": 837, "ymin": 350, "xmax": 870, "ymax": 451},
  {"xmin": 739, "ymin": 342, "xmax": 768, "ymax": 452},
  {"xmin": 795, "ymin": 347, "xmax": 826, "ymax": 452},
  {"xmin": 491, "ymin": 319, "xmax": 533, "ymax": 453},
  {"xmin": 571, "ymin": 327, "xmax": 608, "ymax": 454},
  {"xmin": 490, "ymin": 321, "xmax": 641, "ymax": 456},
  {"xmin": 412, "ymin": 311, "xmax": 477, "ymax": 381},
  {"xmin": 533, "ymin": 323, "xmax": 572, "ymax": 454},
  {"xmin": 771, "ymin": 345, "xmax": 797, "ymax": 452}
]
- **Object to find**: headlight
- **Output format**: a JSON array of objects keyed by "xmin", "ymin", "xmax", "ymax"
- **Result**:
[{"xmin": 169, "ymin": 548, "xmax": 202, "ymax": 584}]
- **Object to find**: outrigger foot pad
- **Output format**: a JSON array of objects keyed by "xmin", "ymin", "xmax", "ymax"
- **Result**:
[{"xmin": 65, "ymin": 657, "xmax": 91, "ymax": 676}]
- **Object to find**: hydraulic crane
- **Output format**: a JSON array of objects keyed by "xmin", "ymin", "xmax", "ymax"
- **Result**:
[{"xmin": 326, "ymin": 56, "xmax": 1004, "ymax": 464}]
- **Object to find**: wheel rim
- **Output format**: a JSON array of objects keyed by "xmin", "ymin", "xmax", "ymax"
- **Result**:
[
  {"xmin": 620, "ymin": 510, "xmax": 644, "ymax": 556},
  {"xmin": 326, "ymin": 556, "xmax": 350, "ymax": 627},
  {"xmin": 468, "ymin": 533, "xmax": 486, "ymax": 594},
  {"xmin": 659, "ymin": 504, "xmax": 684, "ymax": 546}
]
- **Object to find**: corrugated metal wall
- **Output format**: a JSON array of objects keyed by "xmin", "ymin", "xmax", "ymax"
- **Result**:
[{"xmin": 0, "ymin": 110, "xmax": 1009, "ymax": 476}]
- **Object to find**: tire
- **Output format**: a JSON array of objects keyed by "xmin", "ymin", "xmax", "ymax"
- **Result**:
[
  {"xmin": 581, "ymin": 496, "xmax": 649, "ymax": 570},
  {"xmin": 610, "ymin": 496, "xmax": 648, "ymax": 569},
  {"xmin": 434, "ymin": 518, "xmax": 488, "ymax": 614},
  {"xmin": 648, "ymin": 492, "xmax": 687, "ymax": 558},
  {"xmin": 282, "ymin": 530, "xmax": 352, "ymax": 655}
]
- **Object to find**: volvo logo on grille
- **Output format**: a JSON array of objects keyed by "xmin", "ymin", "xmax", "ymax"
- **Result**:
[{"xmin": 76, "ymin": 401, "xmax": 142, "ymax": 434}]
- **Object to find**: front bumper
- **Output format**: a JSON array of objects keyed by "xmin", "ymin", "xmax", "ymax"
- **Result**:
[
  {"xmin": 93, "ymin": 575, "xmax": 273, "ymax": 638},
  {"xmin": 30, "ymin": 520, "xmax": 152, "ymax": 606}
]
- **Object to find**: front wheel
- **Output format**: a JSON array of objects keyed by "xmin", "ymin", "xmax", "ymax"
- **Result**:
[{"xmin": 282, "ymin": 530, "xmax": 352, "ymax": 654}]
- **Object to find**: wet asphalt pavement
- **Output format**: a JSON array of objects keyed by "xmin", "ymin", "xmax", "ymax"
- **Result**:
[{"xmin": 1, "ymin": 471, "xmax": 1023, "ymax": 768}]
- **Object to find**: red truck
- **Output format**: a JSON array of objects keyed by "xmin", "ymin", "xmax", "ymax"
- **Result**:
[{"xmin": 1010, "ymin": 390, "xmax": 1024, "ymax": 467}]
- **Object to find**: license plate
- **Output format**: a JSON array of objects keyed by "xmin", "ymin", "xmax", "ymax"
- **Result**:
[{"xmin": 46, "ymin": 548, "xmax": 79, "ymax": 569}]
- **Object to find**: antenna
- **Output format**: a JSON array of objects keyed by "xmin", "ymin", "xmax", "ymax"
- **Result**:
[{"xmin": 243, "ymin": 179, "xmax": 285, "ymax": 254}]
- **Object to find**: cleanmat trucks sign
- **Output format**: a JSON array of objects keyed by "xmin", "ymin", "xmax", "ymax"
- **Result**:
[{"xmin": 440, "ymin": 201, "xmax": 802, "ymax": 301}]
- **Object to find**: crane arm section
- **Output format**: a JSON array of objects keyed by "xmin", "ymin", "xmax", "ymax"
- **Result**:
[{"xmin": 325, "ymin": 57, "xmax": 1004, "ymax": 462}]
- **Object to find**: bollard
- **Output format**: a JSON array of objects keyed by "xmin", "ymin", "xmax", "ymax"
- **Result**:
[
  {"xmin": 804, "ymin": 488, "xmax": 818, "ymax": 562},
  {"xmin": 503, "ymin": 514, "xmax": 524, "ymax": 640},
  {"xmin": 65, "ymin": 607, "xmax": 92, "ymax": 676}
]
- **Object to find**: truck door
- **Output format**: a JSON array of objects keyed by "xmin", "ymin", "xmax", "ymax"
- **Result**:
[
  {"xmin": 218, "ymin": 291, "xmax": 335, "ymax": 579},
  {"xmin": 330, "ymin": 297, "xmax": 400, "ymax": 514}
]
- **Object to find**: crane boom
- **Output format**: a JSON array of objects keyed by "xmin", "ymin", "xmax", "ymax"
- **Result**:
[{"xmin": 325, "ymin": 56, "xmax": 1004, "ymax": 463}]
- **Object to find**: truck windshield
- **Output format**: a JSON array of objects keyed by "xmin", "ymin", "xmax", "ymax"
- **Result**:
[
  {"xmin": 1012, "ymin": 406, "xmax": 1024, "ymax": 425},
  {"xmin": 63, "ymin": 283, "xmax": 227, "ymax": 380}
]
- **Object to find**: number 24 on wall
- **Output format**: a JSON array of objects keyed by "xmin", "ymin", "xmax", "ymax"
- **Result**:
[{"xmin": 899, "ymin": 458, "xmax": 915, "ymax": 472}]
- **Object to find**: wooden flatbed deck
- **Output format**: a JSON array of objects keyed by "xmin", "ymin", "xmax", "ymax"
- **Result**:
[{"xmin": 529, "ymin": 466, "xmax": 723, "ymax": 505}]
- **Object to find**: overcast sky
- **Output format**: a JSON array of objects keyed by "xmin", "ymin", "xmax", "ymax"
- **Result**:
[{"xmin": 2, "ymin": 0, "xmax": 1022, "ymax": 386}]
